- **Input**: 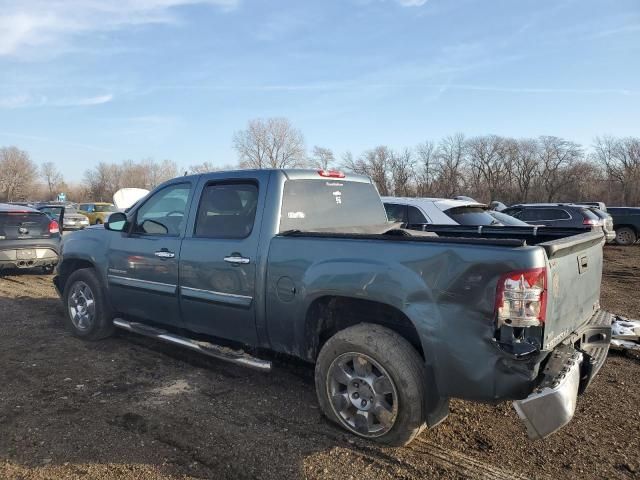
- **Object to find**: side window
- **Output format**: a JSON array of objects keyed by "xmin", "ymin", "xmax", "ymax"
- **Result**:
[
  {"xmin": 194, "ymin": 183, "xmax": 258, "ymax": 239},
  {"xmin": 515, "ymin": 209, "xmax": 537, "ymax": 221},
  {"xmin": 134, "ymin": 183, "xmax": 191, "ymax": 236},
  {"xmin": 544, "ymin": 209, "xmax": 570, "ymax": 220},
  {"xmin": 79, "ymin": 204, "xmax": 88, "ymax": 211},
  {"xmin": 384, "ymin": 203, "xmax": 408, "ymax": 223},
  {"xmin": 408, "ymin": 206, "xmax": 428, "ymax": 224}
]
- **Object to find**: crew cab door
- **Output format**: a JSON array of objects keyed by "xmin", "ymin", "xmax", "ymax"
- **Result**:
[
  {"xmin": 179, "ymin": 174, "xmax": 264, "ymax": 345},
  {"xmin": 107, "ymin": 182, "xmax": 194, "ymax": 328}
]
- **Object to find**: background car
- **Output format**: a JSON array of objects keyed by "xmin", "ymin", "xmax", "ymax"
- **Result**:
[
  {"xmin": 37, "ymin": 205, "xmax": 90, "ymax": 231},
  {"xmin": 607, "ymin": 207, "xmax": 640, "ymax": 245},
  {"xmin": 487, "ymin": 210, "xmax": 530, "ymax": 226},
  {"xmin": 0, "ymin": 203, "xmax": 60, "ymax": 273},
  {"xmin": 502, "ymin": 203, "xmax": 615, "ymax": 242},
  {"xmin": 383, "ymin": 197, "xmax": 502, "ymax": 226},
  {"xmin": 78, "ymin": 202, "xmax": 117, "ymax": 225}
]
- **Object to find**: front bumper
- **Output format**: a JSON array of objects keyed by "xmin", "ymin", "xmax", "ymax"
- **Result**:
[{"xmin": 512, "ymin": 310, "xmax": 612, "ymax": 440}]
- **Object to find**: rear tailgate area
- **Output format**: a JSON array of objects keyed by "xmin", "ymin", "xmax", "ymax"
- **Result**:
[{"xmin": 540, "ymin": 231, "xmax": 605, "ymax": 349}]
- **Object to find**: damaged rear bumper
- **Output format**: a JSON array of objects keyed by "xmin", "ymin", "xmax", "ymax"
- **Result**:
[{"xmin": 513, "ymin": 310, "xmax": 612, "ymax": 440}]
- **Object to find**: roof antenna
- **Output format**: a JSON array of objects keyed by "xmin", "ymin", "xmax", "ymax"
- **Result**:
[{"xmin": 184, "ymin": 170, "xmax": 188, "ymax": 176}]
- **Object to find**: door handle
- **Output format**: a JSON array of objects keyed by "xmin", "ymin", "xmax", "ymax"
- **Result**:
[
  {"xmin": 224, "ymin": 255, "xmax": 250, "ymax": 265},
  {"xmin": 155, "ymin": 249, "xmax": 175, "ymax": 259}
]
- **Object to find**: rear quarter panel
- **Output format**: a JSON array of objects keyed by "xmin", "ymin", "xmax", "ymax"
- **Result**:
[{"xmin": 266, "ymin": 236, "xmax": 547, "ymax": 400}]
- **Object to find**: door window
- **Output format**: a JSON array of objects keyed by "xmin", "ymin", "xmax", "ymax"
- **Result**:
[
  {"xmin": 517, "ymin": 208, "xmax": 570, "ymax": 222},
  {"xmin": 194, "ymin": 183, "xmax": 258, "ymax": 238},
  {"xmin": 134, "ymin": 183, "xmax": 191, "ymax": 236}
]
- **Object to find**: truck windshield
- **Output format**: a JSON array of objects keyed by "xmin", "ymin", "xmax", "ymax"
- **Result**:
[{"xmin": 279, "ymin": 179, "xmax": 388, "ymax": 232}]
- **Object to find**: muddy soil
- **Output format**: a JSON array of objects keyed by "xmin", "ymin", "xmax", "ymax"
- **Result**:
[{"xmin": 0, "ymin": 246, "xmax": 639, "ymax": 480}]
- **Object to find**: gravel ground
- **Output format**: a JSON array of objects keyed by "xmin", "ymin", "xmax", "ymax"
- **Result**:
[{"xmin": 0, "ymin": 246, "xmax": 639, "ymax": 480}]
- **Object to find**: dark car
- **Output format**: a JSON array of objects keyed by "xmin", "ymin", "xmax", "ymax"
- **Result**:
[
  {"xmin": 607, "ymin": 207, "xmax": 640, "ymax": 245},
  {"xmin": 502, "ymin": 204, "xmax": 616, "ymax": 242},
  {"xmin": 0, "ymin": 203, "xmax": 61, "ymax": 273}
]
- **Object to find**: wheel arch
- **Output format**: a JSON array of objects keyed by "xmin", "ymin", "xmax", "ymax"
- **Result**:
[{"xmin": 57, "ymin": 258, "xmax": 97, "ymax": 293}]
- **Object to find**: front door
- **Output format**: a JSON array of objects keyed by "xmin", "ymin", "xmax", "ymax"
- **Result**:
[
  {"xmin": 179, "ymin": 177, "xmax": 263, "ymax": 345},
  {"xmin": 107, "ymin": 182, "xmax": 193, "ymax": 328}
]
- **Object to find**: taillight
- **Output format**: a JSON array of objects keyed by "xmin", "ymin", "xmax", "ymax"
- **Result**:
[
  {"xmin": 48, "ymin": 220, "xmax": 60, "ymax": 234},
  {"xmin": 317, "ymin": 169, "xmax": 345, "ymax": 178},
  {"xmin": 495, "ymin": 267, "xmax": 547, "ymax": 327},
  {"xmin": 583, "ymin": 218, "xmax": 599, "ymax": 226}
]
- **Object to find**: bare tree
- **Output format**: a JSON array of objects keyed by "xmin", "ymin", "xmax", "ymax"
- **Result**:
[
  {"xmin": 342, "ymin": 146, "xmax": 394, "ymax": 196},
  {"xmin": 0, "ymin": 147, "xmax": 38, "ymax": 202},
  {"xmin": 233, "ymin": 118, "xmax": 306, "ymax": 169},
  {"xmin": 188, "ymin": 161, "xmax": 238, "ymax": 174},
  {"xmin": 537, "ymin": 136, "xmax": 582, "ymax": 202},
  {"xmin": 415, "ymin": 141, "xmax": 437, "ymax": 196},
  {"xmin": 310, "ymin": 146, "xmax": 335, "ymax": 170},
  {"xmin": 466, "ymin": 135, "xmax": 507, "ymax": 201},
  {"xmin": 435, "ymin": 133, "xmax": 467, "ymax": 197},
  {"xmin": 593, "ymin": 136, "xmax": 640, "ymax": 205},
  {"xmin": 391, "ymin": 148, "xmax": 415, "ymax": 196},
  {"xmin": 40, "ymin": 161, "xmax": 63, "ymax": 199}
]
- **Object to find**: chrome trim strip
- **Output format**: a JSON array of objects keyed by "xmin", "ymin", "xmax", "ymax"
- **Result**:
[
  {"xmin": 107, "ymin": 275, "xmax": 177, "ymax": 295},
  {"xmin": 113, "ymin": 318, "xmax": 271, "ymax": 371},
  {"xmin": 180, "ymin": 286, "xmax": 253, "ymax": 307}
]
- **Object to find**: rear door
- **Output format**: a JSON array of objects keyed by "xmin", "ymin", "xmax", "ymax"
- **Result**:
[
  {"xmin": 107, "ymin": 182, "xmax": 194, "ymax": 328},
  {"xmin": 179, "ymin": 174, "xmax": 265, "ymax": 345}
]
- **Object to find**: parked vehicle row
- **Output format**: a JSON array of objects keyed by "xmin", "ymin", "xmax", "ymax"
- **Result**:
[{"xmin": 53, "ymin": 169, "xmax": 612, "ymax": 446}]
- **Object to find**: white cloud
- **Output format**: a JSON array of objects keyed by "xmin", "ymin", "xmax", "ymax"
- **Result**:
[
  {"xmin": 395, "ymin": 0, "xmax": 428, "ymax": 6},
  {"xmin": 0, "ymin": 92, "xmax": 115, "ymax": 108},
  {"xmin": 0, "ymin": 0, "xmax": 238, "ymax": 57}
]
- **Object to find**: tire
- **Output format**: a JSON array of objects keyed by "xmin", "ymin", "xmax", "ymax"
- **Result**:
[
  {"xmin": 95, "ymin": 219, "xmax": 103, "ymax": 225},
  {"xmin": 315, "ymin": 323, "xmax": 427, "ymax": 446},
  {"xmin": 63, "ymin": 268, "xmax": 115, "ymax": 340},
  {"xmin": 615, "ymin": 227, "xmax": 637, "ymax": 246}
]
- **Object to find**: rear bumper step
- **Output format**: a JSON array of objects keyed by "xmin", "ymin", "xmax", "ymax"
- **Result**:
[
  {"xmin": 513, "ymin": 345, "xmax": 583, "ymax": 440},
  {"xmin": 513, "ymin": 310, "xmax": 612, "ymax": 440},
  {"xmin": 113, "ymin": 318, "xmax": 272, "ymax": 372}
]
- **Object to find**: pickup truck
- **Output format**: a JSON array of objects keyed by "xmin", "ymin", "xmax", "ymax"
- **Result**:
[{"xmin": 54, "ymin": 169, "xmax": 611, "ymax": 446}]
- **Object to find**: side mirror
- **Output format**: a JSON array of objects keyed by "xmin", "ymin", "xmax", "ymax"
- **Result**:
[{"xmin": 105, "ymin": 212, "xmax": 127, "ymax": 232}]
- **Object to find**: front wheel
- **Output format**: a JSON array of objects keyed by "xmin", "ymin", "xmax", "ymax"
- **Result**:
[
  {"xmin": 63, "ymin": 268, "xmax": 114, "ymax": 340},
  {"xmin": 315, "ymin": 323, "xmax": 427, "ymax": 446},
  {"xmin": 615, "ymin": 227, "xmax": 637, "ymax": 246}
]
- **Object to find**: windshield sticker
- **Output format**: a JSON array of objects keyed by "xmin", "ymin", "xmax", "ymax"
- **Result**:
[{"xmin": 287, "ymin": 211, "xmax": 306, "ymax": 219}]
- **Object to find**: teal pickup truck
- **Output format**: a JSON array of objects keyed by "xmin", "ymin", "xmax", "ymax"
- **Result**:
[{"xmin": 54, "ymin": 169, "xmax": 611, "ymax": 445}]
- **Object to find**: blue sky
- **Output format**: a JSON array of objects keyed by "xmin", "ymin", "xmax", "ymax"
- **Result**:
[{"xmin": 0, "ymin": 0, "xmax": 638, "ymax": 181}]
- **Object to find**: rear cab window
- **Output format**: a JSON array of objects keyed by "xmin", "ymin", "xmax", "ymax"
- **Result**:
[{"xmin": 280, "ymin": 179, "xmax": 387, "ymax": 232}]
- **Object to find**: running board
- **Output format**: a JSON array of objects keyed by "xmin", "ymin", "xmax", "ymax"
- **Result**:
[{"xmin": 112, "ymin": 318, "xmax": 272, "ymax": 372}]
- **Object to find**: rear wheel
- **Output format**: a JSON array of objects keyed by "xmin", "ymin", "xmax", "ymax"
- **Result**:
[
  {"xmin": 315, "ymin": 323, "xmax": 427, "ymax": 446},
  {"xmin": 615, "ymin": 227, "xmax": 637, "ymax": 246},
  {"xmin": 63, "ymin": 268, "xmax": 114, "ymax": 340},
  {"xmin": 95, "ymin": 218, "xmax": 103, "ymax": 225}
]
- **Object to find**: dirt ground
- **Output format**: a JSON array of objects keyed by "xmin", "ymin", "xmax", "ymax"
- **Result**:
[{"xmin": 0, "ymin": 246, "xmax": 639, "ymax": 480}]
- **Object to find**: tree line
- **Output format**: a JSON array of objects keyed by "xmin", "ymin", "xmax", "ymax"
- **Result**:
[{"xmin": 1, "ymin": 117, "xmax": 639, "ymax": 206}]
